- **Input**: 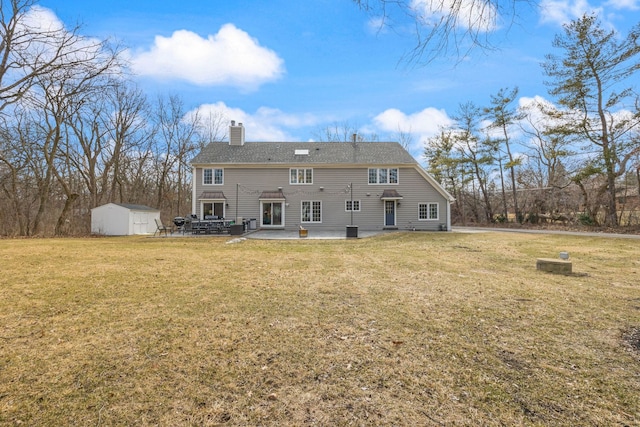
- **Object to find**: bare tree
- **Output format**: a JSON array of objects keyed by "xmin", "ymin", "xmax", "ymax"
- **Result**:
[
  {"xmin": 0, "ymin": 0, "xmax": 123, "ymax": 235},
  {"xmin": 64, "ymin": 79, "xmax": 151, "ymax": 211},
  {"xmin": 102, "ymin": 82, "xmax": 150, "ymax": 204},
  {"xmin": 518, "ymin": 98, "xmax": 575, "ymax": 215},
  {"xmin": 195, "ymin": 108, "xmax": 227, "ymax": 148},
  {"xmin": 0, "ymin": 109, "xmax": 40, "ymax": 235},
  {"xmin": 313, "ymin": 120, "xmax": 379, "ymax": 142},
  {"xmin": 392, "ymin": 124, "xmax": 414, "ymax": 150},
  {"xmin": 152, "ymin": 94, "xmax": 200, "ymax": 217},
  {"xmin": 67, "ymin": 89, "xmax": 111, "ymax": 210},
  {"xmin": 0, "ymin": 0, "xmax": 116, "ymax": 112},
  {"xmin": 353, "ymin": 0, "xmax": 531, "ymax": 65}
]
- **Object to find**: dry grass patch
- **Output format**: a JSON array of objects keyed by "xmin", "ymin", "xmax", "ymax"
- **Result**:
[{"xmin": 1, "ymin": 232, "xmax": 639, "ymax": 426}]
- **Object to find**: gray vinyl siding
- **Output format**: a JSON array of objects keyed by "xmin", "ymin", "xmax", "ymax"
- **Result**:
[
  {"xmin": 394, "ymin": 168, "xmax": 448, "ymax": 231},
  {"xmin": 193, "ymin": 165, "xmax": 448, "ymax": 231}
]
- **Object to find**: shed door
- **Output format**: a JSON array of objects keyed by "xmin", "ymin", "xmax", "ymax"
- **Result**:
[{"xmin": 133, "ymin": 212, "xmax": 148, "ymax": 234}]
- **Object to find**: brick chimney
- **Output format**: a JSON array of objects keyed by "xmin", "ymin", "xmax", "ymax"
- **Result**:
[{"xmin": 229, "ymin": 121, "xmax": 245, "ymax": 146}]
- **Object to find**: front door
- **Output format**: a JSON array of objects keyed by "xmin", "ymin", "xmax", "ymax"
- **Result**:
[{"xmin": 385, "ymin": 200, "xmax": 395, "ymax": 227}]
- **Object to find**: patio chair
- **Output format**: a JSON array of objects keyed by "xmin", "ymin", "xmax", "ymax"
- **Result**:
[{"xmin": 154, "ymin": 218, "xmax": 173, "ymax": 237}]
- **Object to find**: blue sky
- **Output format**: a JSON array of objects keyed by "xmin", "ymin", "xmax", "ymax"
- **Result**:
[{"xmin": 36, "ymin": 0, "xmax": 640, "ymax": 159}]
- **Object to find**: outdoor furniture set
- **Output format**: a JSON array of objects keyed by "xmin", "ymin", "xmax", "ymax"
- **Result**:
[
  {"xmin": 154, "ymin": 215, "xmax": 243, "ymax": 236},
  {"xmin": 189, "ymin": 218, "xmax": 235, "ymax": 234}
]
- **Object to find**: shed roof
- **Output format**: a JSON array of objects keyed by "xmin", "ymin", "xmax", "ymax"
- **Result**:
[
  {"xmin": 191, "ymin": 142, "xmax": 417, "ymax": 166},
  {"xmin": 114, "ymin": 203, "xmax": 159, "ymax": 212}
]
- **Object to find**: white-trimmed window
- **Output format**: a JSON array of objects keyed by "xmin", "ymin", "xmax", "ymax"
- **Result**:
[
  {"xmin": 302, "ymin": 201, "xmax": 322, "ymax": 223},
  {"xmin": 203, "ymin": 168, "xmax": 223, "ymax": 185},
  {"xmin": 419, "ymin": 203, "xmax": 439, "ymax": 220},
  {"xmin": 368, "ymin": 168, "xmax": 398, "ymax": 184},
  {"xmin": 290, "ymin": 168, "xmax": 313, "ymax": 184},
  {"xmin": 345, "ymin": 200, "xmax": 361, "ymax": 212}
]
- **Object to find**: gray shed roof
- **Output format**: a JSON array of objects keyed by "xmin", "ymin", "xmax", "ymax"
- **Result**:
[
  {"xmin": 191, "ymin": 142, "xmax": 417, "ymax": 166},
  {"xmin": 115, "ymin": 203, "xmax": 159, "ymax": 212}
]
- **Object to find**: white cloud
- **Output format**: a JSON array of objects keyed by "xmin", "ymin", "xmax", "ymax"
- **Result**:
[
  {"xmin": 23, "ymin": 6, "xmax": 65, "ymax": 32},
  {"xmin": 21, "ymin": 6, "xmax": 109, "ymax": 65},
  {"xmin": 367, "ymin": 16, "xmax": 388, "ymax": 34},
  {"xmin": 253, "ymin": 107, "xmax": 319, "ymax": 129},
  {"xmin": 131, "ymin": 24, "xmax": 284, "ymax": 90},
  {"xmin": 519, "ymin": 96, "xmax": 558, "ymax": 123},
  {"xmin": 189, "ymin": 102, "xmax": 319, "ymax": 142},
  {"xmin": 606, "ymin": 0, "xmax": 639, "ymax": 9},
  {"xmin": 519, "ymin": 95, "xmax": 638, "ymax": 140},
  {"xmin": 539, "ymin": 0, "xmax": 603, "ymax": 25},
  {"xmin": 373, "ymin": 107, "xmax": 454, "ymax": 156},
  {"xmin": 538, "ymin": 0, "xmax": 637, "ymax": 27},
  {"xmin": 374, "ymin": 107, "xmax": 453, "ymax": 134},
  {"xmin": 410, "ymin": 0, "xmax": 499, "ymax": 33},
  {"xmin": 188, "ymin": 103, "xmax": 457, "ymax": 161}
]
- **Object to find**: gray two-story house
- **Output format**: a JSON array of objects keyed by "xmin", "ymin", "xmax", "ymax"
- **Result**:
[{"xmin": 190, "ymin": 122, "xmax": 453, "ymax": 232}]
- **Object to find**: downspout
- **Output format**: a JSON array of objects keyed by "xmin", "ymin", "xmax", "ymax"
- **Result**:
[
  {"xmin": 191, "ymin": 165, "xmax": 197, "ymax": 215},
  {"xmin": 350, "ymin": 182, "xmax": 354, "ymax": 226}
]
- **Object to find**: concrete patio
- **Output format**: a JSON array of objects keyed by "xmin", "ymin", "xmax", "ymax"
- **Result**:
[
  {"xmin": 245, "ymin": 229, "xmax": 392, "ymax": 240},
  {"xmin": 154, "ymin": 228, "xmax": 394, "ymax": 240}
]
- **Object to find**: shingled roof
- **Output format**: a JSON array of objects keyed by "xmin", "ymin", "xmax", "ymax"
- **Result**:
[
  {"xmin": 115, "ymin": 203, "xmax": 159, "ymax": 211},
  {"xmin": 190, "ymin": 142, "xmax": 418, "ymax": 166}
]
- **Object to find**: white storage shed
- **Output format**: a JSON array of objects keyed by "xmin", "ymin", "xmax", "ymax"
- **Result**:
[{"xmin": 91, "ymin": 203, "xmax": 160, "ymax": 235}]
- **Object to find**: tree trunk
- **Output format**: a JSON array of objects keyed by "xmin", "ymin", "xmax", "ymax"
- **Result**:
[
  {"xmin": 497, "ymin": 155, "xmax": 508, "ymax": 219},
  {"xmin": 55, "ymin": 193, "xmax": 79, "ymax": 236}
]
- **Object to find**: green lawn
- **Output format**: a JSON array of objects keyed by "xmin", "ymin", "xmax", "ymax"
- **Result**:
[{"xmin": 1, "ymin": 232, "xmax": 639, "ymax": 426}]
